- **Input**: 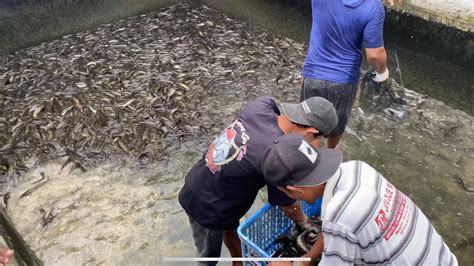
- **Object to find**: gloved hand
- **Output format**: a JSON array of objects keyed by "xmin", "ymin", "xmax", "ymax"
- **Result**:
[
  {"xmin": 370, "ymin": 68, "xmax": 392, "ymax": 94},
  {"xmin": 365, "ymin": 67, "xmax": 405, "ymax": 104}
]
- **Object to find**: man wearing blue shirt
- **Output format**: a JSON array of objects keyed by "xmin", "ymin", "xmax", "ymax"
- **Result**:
[{"xmin": 301, "ymin": 0, "xmax": 390, "ymax": 148}]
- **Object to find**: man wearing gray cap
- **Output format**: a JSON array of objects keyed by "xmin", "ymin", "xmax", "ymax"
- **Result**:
[
  {"xmin": 179, "ymin": 96, "xmax": 337, "ymax": 265},
  {"xmin": 263, "ymin": 134, "xmax": 458, "ymax": 266},
  {"xmin": 279, "ymin": 95, "xmax": 337, "ymax": 148}
]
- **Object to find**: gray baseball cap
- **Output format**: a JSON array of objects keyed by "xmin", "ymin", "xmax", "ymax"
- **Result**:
[
  {"xmin": 263, "ymin": 134, "xmax": 342, "ymax": 187},
  {"xmin": 279, "ymin": 97, "xmax": 338, "ymax": 135}
]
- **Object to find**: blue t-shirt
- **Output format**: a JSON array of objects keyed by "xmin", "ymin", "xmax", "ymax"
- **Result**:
[
  {"xmin": 178, "ymin": 96, "xmax": 295, "ymax": 230},
  {"xmin": 302, "ymin": 0, "xmax": 385, "ymax": 84}
]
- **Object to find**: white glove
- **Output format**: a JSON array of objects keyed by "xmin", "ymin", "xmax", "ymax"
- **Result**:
[{"xmin": 372, "ymin": 68, "xmax": 389, "ymax": 82}]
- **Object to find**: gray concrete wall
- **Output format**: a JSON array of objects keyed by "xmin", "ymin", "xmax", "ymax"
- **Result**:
[
  {"xmin": 409, "ymin": 0, "xmax": 473, "ymax": 20},
  {"xmin": 392, "ymin": 0, "xmax": 473, "ymax": 31}
]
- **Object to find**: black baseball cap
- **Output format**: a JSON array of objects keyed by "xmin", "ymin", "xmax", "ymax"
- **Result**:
[
  {"xmin": 263, "ymin": 134, "xmax": 342, "ymax": 187},
  {"xmin": 279, "ymin": 96, "xmax": 338, "ymax": 135}
]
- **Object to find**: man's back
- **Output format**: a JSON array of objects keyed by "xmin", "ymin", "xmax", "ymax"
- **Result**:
[
  {"xmin": 302, "ymin": 0, "xmax": 385, "ymax": 84},
  {"xmin": 179, "ymin": 97, "xmax": 293, "ymax": 230},
  {"xmin": 321, "ymin": 161, "xmax": 458, "ymax": 265}
]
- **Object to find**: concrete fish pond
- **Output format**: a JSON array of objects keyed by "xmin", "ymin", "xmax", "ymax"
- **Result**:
[{"xmin": 0, "ymin": 1, "xmax": 473, "ymax": 265}]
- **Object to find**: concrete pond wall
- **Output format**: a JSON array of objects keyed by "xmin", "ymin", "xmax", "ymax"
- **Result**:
[
  {"xmin": 398, "ymin": 0, "xmax": 474, "ymax": 46},
  {"xmin": 385, "ymin": 1, "xmax": 474, "ymax": 63},
  {"xmin": 409, "ymin": 0, "xmax": 473, "ymax": 22}
]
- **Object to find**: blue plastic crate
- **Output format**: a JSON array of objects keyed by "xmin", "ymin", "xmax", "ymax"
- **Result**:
[{"xmin": 237, "ymin": 199, "xmax": 322, "ymax": 266}]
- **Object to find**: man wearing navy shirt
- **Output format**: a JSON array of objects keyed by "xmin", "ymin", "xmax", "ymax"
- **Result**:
[
  {"xmin": 179, "ymin": 96, "xmax": 338, "ymax": 265},
  {"xmin": 301, "ymin": 0, "xmax": 390, "ymax": 148}
]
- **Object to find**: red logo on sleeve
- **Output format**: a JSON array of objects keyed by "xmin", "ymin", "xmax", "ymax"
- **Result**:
[{"xmin": 375, "ymin": 209, "xmax": 388, "ymax": 230}]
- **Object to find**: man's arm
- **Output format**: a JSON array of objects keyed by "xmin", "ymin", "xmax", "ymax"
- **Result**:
[
  {"xmin": 365, "ymin": 47, "xmax": 387, "ymax": 74},
  {"xmin": 280, "ymin": 200, "xmax": 306, "ymax": 223},
  {"xmin": 363, "ymin": 2, "xmax": 388, "ymax": 78},
  {"xmin": 303, "ymin": 234, "xmax": 324, "ymax": 263},
  {"xmin": 267, "ymin": 184, "xmax": 306, "ymax": 222},
  {"xmin": 268, "ymin": 186, "xmax": 318, "ymax": 232}
]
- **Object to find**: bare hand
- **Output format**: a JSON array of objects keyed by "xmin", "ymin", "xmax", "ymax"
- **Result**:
[{"xmin": 0, "ymin": 248, "xmax": 14, "ymax": 265}]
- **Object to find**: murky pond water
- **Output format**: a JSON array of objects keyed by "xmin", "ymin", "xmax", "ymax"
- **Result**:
[{"xmin": 1, "ymin": 1, "xmax": 473, "ymax": 265}]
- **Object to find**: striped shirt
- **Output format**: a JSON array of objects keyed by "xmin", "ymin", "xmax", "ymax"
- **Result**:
[{"xmin": 320, "ymin": 161, "xmax": 458, "ymax": 265}]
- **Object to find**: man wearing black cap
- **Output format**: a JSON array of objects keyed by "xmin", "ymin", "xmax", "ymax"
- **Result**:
[
  {"xmin": 264, "ymin": 134, "xmax": 458, "ymax": 265},
  {"xmin": 178, "ymin": 96, "xmax": 338, "ymax": 265}
]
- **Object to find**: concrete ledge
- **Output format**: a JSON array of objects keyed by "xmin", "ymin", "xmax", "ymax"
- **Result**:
[
  {"xmin": 390, "ymin": 3, "xmax": 473, "ymax": 33},
  {"xmin": 385, "ymin": 7, "xmax": 474, "ymax": 64}
]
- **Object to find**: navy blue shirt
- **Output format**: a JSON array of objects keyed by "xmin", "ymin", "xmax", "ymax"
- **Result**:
[
  {"xmin": 302, "ymin": 0, "xmax": 385, "ymax": 83},
  {"xmin": 179, "ymin": 96, "xmax": 295, "ymax": 230}
]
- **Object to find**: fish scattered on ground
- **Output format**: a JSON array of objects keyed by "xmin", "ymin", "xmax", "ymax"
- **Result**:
[
  {"xmin": 383, "ymin": 108, "xmax": 406, "ymax": 121},
  {"xmin": 19, "ymin": 172, "xmax": 48, "ymax": 198},
  {"xmin": 40, "ymin": 201, "xmax": 59, "ymax": 227}
]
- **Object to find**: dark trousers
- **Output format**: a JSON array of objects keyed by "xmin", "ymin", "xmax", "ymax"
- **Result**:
[
  {"xmin": 188, "ymin": 215, "xmax": 224, "ymax": 266},
  {"xmin": 300, "ymin": 77, "xmax": 358, "ymax": 136}
]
